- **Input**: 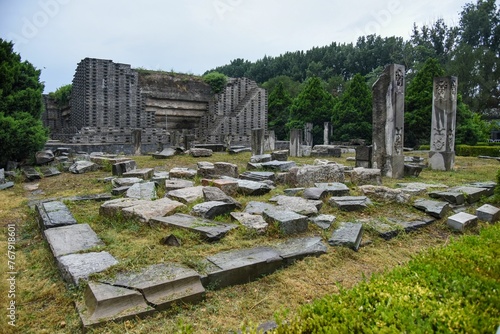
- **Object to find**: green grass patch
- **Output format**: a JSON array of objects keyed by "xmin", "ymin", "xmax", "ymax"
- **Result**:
[{"xmin": 273, "ymin": 224, "xmax": 500, "ymax": 333}]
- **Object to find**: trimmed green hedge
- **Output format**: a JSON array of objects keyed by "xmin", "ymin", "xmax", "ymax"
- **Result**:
[
  {"xmin": 456, "ymin": 145, "xmax": 500, "ymax": 157},
  {"xmin": 272, "ymin": 225, "xmax": 500, "ymax": 333}
]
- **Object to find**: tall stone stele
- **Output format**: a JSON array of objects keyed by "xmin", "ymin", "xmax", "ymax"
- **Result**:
[
  {"xmin": 429, "ymin": 76, "xmax": 458, "ymax": 171},
  {"xmin": 371, "ymin": 64, "xmax": 405, "ymax": 178}
]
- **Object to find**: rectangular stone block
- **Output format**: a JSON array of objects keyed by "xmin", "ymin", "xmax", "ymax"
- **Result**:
[
  {"xmin": 123, "ymin": 168, "xmax": 154, "ymax": 180},
  {"xmin": 36, "ymin": 201, "xmax": 78, "ymax": 230},
  {"xmin": 447, "ymin": 212, "xmax": 478, "ymax": 232},
  {"xmin": 262, "ymin": 209, "xmax": 308, "ymax": 235},
  {"xmin": 273, "ymin": 237, "xmax": 327, "ymax": 265},
  {"xmin": 329, "ymin": 222, "xmax": 363, "ymax": 251},
  {"xmin": 57, "ymin": 251, "xmax": 118, "ymax": 285},
  {"xmin": 44, "ymin": 224, "xmax": 103, "ymax": 258},
  {"xmin": 476, "ymin": 204, "xmax": 500, "ymax": 223}
]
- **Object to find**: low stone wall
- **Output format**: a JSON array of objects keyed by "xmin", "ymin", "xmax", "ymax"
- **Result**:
[{"xmin": 44, "ymin": 142, "xmax": 160, "ymax": 155}]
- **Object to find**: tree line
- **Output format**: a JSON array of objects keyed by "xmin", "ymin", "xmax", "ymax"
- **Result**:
[{"xmin": 207, "ymin": 0, "xmax": 499, "ymax": 147}]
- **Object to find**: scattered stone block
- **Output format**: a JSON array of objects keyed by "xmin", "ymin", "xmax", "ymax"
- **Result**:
[
  {"xmin": 250, "ymin": 154, "xmax": 272, "ymax": 163},
  {"xmin": 288, "ymin": 164, "xmax": 345, "ymax": 187},
  {"xmin": 364, "ymin": 216, "xmax": 436, "ymax": 240},
  {"xmin": 22, "ymin": 166, "xmax": 42, "ymax": 181},
  {"xmin": 36, "ymin": 201, "xmax": 77, "ymax": 230},
  {"xmin": 151, "ymin": 214, "xmax": 238, "ymax": 241},
  {"xmin": 112, "ymin": 177, "xmax": 143, "ymax": 187},
  {"xmin": 262, "ymin": 209, "xmax": 308, "ymax": 235},
  {"xmin": 35, "ymin": 150, "xmax": 55, "ymax": 164},
  {"xmin": 160, "ymin": 234, "xmax": 181, "ymax": 246},
  {"xmin": 315, "ymin": 182, "xmax": 350, "ymax": 196},
  {"xmin": 404, "ymin": 163, "xmax": 423, "ymax": 177},
  {"xmin": 447, "ymin": 212, "xmax": 478, "ymax": 232},
  {"xmin": 152, "ymin": 147, "xmax": 176, "ymax": 159},
  {"xmin": 112, "ymin": 160, "xmax": 136, "ymax": 176},
  {"xmin": 230, "ymin": 212, "xmax": 268, "ymax": 233},
  {"xmin": 77, "ymin": 282, "xmax": 154, "ymax": 329},
  {"xmin": 203, "ymin": 247, "xmax": 282, "ymax": 289},
  {"xmin": 111, "ymin": 186, "xmax": 130, "ymax": 196},
  {"xmin": 65, "ymin": 193, "xmax": 113, "ymax": 202},
  {"xmin": 69, "ymin": 161, "xmax": 99, "ymax": 174},
  {"xmin": 261, "ymin": 160, "xmax": 297, "ymax": 172},
  {"xmin": 476, "ymin": 204, "xmax": 500, "ymax": 223},
  {"xmin": 269, "ymin": 195, "xmax": 321, "ymax": 216},
  {"xmin": 228, "ymin": 178, "xmax": 272, "ymax": 196},
  {"xmin": 310, "ymin": 214, "xmax": 336, "ymax": 230},
  {"xmin": 359, "ymin": 185, "xmax": 410, "ymax": 203},
  {"xmin": 413, "ymin": 199, "xmax": 451, "ymax": 219},
  {"xmin": 273, "ymin": 236, "xmax": 327, "ymax": 264},
  {"xmin": 467, "ymin": 181, "xmax": 496, "ymax": 197},
  {"xmin": 329, "ymin": 196, "xmax": 372, "ymax": 211},
  {"xmin": 0, "ymin": 181, "xmax": 14, "ymax": 190},
  {"xmin": 44, "ymin": 224, "xmax": 104, "ymax": 257},
  {"xmin": 196, "ymin": 161, "xmax": 215, "ymax": 178},
  {"xmin": 166, "ymin": 186, "xmax": 205, "ymax": 204},
  {"xmin": 190, "ymin": 148, "xmax": 213, "ymax": 157},
  {"xmin": 283, "ymin": 188, "xmax": 304, "ymax": 196},
  {"xmin": 239, "ymin": 171, "xmax": 275, "ymax": 182},
  {"xmin": 201, "ymin": 179, "xmax": 238, "ymax": 196},
  {"xmin": 126, "ymin": 182, "xmax": 157, "ymax": 200},
  {"xmin": 202, "ymin": 186, "xmax": 241, "ymax": 208},
  {"xmin": 165, "ymin": 179, "xmax": 194, "ymax": 191},
  {"xmin": 302, "ymin": 187, "xmax": 328, "ymax": 200},
  {"xmin": 57, "ymin": 251, "xmax": 118, "ymax": 285},
  {"xmin": 350, "ymin": 167, "xmax": 381, "ymax": 185},
  {"xmin": 106, "ymin": 263, "xmax": 205, "ymax": 311},
  {"xmin": 271, "ymin": 150, "xmax": 288, "ymax": 161},
  {"xmin": 152, "ymin": 171, "xmax": 170, "ymax": 184},
  {"xmin": 191, "ymin": 201, "xmax": 237, "ymax": 219},
  {"xmin": 228, "ymin": 146, "xmax": 251, "ymax": 154},
  {"xmin": 169, "ymin": 167, "xmax": 197, "ymax": 179},
  {"xmin": 397, "ymin": 182, "xmax": 448, "ymax": 195},
  {"xmin": 123, "ymin": 168, "xmax": 154, "ymax": 180},
  {"xmin": 246, "ymin": 162, "xmax": 262, "ymax": 170},
  {"xmin": 329, "ymin": 222, "xmax": 363, "ymax": 251},
  {"xmin": 122, "ymin": 198, "xmax": 185, "ymax": 223},
  {"xmin": 39, "ymin": 166, "xmax": 61, "ymax": 177},
  {"xmin": 99, "ymin": 198, "xmax": 151, "ymax": 217},
  {"xmin": 244, "ymin": 201, "xmax": 276, "ymax": 215},
  {"xmin": 213, "ymin": 162, "xmax": 239, "ymax": 178}
]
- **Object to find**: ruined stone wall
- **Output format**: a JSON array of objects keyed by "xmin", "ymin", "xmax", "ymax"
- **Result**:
[
  {"xmin": 200, "ymin": 77, "xmax": 268, "ymax": 144},
  {"xmin": 42, "ymin": 95, "xmax": 70, "ymax": 137}
]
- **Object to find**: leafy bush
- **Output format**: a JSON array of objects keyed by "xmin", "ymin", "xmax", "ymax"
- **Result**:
[
  {"xmin": 456, "ymin": 145, "xmax": 500, "ymax": 157},
  {"xmin": 273, "ymin": 225, "xmax": 500, "ymax": 333},
  {"xmin": 203, "ymin": 72, "xmax": 228, "ymax": 94},
  {"xmin": 48, "ymin": 84, "xmax": 72, "ymax": 108}
]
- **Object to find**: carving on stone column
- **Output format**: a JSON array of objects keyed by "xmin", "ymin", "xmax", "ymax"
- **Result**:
[
  {"xmin": 433, "ymin": 128, "xmax": 446, "ymax": 150},
  {"xmin": 395, "ymin": 68, "xmax": 404, "ymax": 91},
  {"xmin": 447, "ymin": 129, "xmax": 454, "ymax": 150},
  {"xmin": 394, "ymin": 127, "xmax": 403, "ymax": 155},
  {"xmin": 436, "ymin": 80, "xmax": 448, "ymax": 101},
  {"xmin": 451, "ymin": 77, "xmax": 457, "ymax": 102}
]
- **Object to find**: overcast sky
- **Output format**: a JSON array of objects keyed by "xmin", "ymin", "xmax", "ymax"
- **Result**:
[{"xmin": 1, "ymin": 0, "xmax": 468, "ymax": 93}]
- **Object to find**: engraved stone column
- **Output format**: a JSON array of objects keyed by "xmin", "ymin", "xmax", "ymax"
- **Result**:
[
  {"xmin": 304, "ymin": 123, "xmax": 313, "ymax": 147},
  {"xmin": 429, "ymin": 76, "xmax": 458, "ymax": 171},
  {"xmin": 132, "ymin": 129, "xmax": 141, "ymax": 155},
  {"xmin": 371, "ymin": 64, "xmax": 405, "ymax": 178},
  {"xmin": 264, "ymin": 130, "xmax": 276, "ymax": 152},
  {"xmin": 324, "ymin": 122, "xmax": 332, "ymax": 145},
  {"xmin": 251, "ymin": 128, "xmax": 265, "ymax": 156},
  {"xmin": 290, "ymin": 129, "xmax": 303, "ymax": 157}
]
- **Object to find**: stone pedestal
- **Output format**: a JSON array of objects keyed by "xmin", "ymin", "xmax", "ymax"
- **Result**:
[
  {"xmin": 429, "ymin": 76, "xmax": 458, "ymax": 171},
  {"xmin": 290, "ymin": 129, "xmax": 303, "ymax": 157},
  {"xmin": 264, "ymin": 130, "xmax": 276, "ymax": 152},
  {"xmin": 371, "ymin": 64, "xmax": 405, "ymax": 178},
  {"xmin": 251, "ymin": 128, "xmax": 265, "ymax": 156}
]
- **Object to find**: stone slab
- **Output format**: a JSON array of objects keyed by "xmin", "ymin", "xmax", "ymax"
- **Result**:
[
  {"xmin": 273, "ymin": 236, "xmax": 327, "ymax": 264},
  {"xmin": 57, "ymin": 251, "xmax": 118, "ymax": 285},
  {"xmin": 359, "ymin": 185, "xmax": 411, "ymax": 203},
  {"xmin": 201, "ymin": 179, "xmax": 238, "ymax": 196},
  {"xmin": 261, "ymin": 160, "xmax": 297, "ymax": 171},
  {"xmin": 447, "ymin": 212, "xmax": 478, "ymax": 232},
  {"xmin": 112, "ymin": 160, "xmax": 136, "ymax": 176},
  {"xmin": 329, "ymin": 222, "xmax": 363, "ymax": 251},
  {"xmin": 166, "ymin": 186, "xmax": 205, "ymax": 204},
  {"xmin": 230, "ymin": 212, "xmax": 268, "ymax": 233},
  {"xmin": 111, "ymin": 186, "xmax": 130, "ymax": 196},
  {"xmin": 203, "ymin": 247, "xmax": 283, "ymax": 289},
  {"xmin": 122, "ymin": 198, "xmax": 185, "ymax": 223},
  {"xmin": 77, "ymin": 282, "xmax": 154, "ymax": 329},
  {"xmin": 244, "ymin": 201, "xmax": 276, "ymax": 215},
  {"xmin": 126, "ymin": 182, "xmax": 157, "ymax": 200},
  {"xmin": 151, "ymin": 214, "xmax": 238, "ymax": 241},
  {"xmin": 329, "ymin": 196, "xmax": 372, "ymax": 211},
  {"xmin": 269, "ymin": 195, "xmax": 321, "ymax": 216},
  {"xmin": 22, "ymin": 166, "xmax": 42, "ymax": 181},
  {"xmin": 364, "ymin": 216, "xmax": 436, "ymax": 240},
  {"xmin": 0, "ymin": 181, "xmax": 14, "ymax": 190},
  {"xmin": 202, "ymin": 186, "xmax": 241, "ymax": 208},
  {"xmin": 152, "ymin": 147, "xmax": 176, "ymax": 159},
  {"xmin": 165, "ymin": 179, "xmax": 194, "ymax": 192},
  {"xmin": 190, "ymin": 148, "xmax": 213, "ymax": 157},
  {"xmin": 224, "ymin": 178, "xmax": 272, "ymax": 196},
  {"xmin": 262, "ymin": 209, "xmax": 308, "ymax": 235},
  {"xmin": 302, "ymin": 187, "xmax": 327, "ymax": 200},
  {"xmin": 191, "ymin": 201, "xmax": 237, "ymax": 219},
  {"xmin": 112, "ymin": 177, "xmax": 143, "ymax": 187},
  {"xmin": 429, "ymin": 186, "xmax": 490, "ymax": 205},
  {"xmin": 413, "ymin": 199, "xmax": 451, "ymax": 219},
  {"xmin": 44, "ymin": 223, "xmax": 104, "ymax": 258},
  {"xmin": 100, "ymin": 198, "xmax": 151, "ymax": 217},
  {"xmin": 64, "ymin": 193, "xmax": 113, "ymax": 202},
  {"xmin": 250, "ymin": 154, "xmax": 272, "ymax": 163},
  {"xmin": 169, "ymin": 167, "xmax": 197, "ymax": 179},
  {"xmin": 476, "ymin": 204, "xmax": 500, "ymax": 223},
  {"xmin": 106, "ymin": 263, "xmax": 205, "ymax": 311},
  {"xmin": 467, "ymin": 181, "xmax": 496, "ymax": 197},
  {"xmin": 310, "ymin": 214, "xmax": 336, "ymax": 230},
  {"xmin": 123, "ymin": 168, "xmax": 154, "ymax": 180},
  {"xmin": 69, "ymin": 161, "xmax": 99, "ymax": 174},
  {"xmin": 37, "ymin": 201, "xmax": 77, "ymax": 230},
  {"xmin": 314, "ymin": 182, "xmax": 350, "ymax": 196},
  {"xmin": 239, "ymin": 171, "xmax": 275, "ymax": 182},
  {"xmin": 39, "ymin": 166, "xmax": 61, "ymax": 177}
]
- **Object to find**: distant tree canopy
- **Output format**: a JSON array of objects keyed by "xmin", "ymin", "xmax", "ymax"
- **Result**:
[
  {"xmin": 202, "ymin": 71, "xmax": 228, "ymax": 94},
  {"xmin": 0, "ymin": 39, "xmax": 47, "ymax": 166},
  {"xmin": 207, "ymin": 0, "xmax": 498, "ymax": 146},
  {"xmin": 48, "ymin": 84, "xmax": 72, "ymax": 108}
]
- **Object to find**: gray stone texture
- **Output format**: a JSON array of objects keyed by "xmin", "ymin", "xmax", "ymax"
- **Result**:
[
  {"xmin": 310, "ymin": 214, "xmax": 336, "ymax": 230},
  {"xmin": 261, "ymin": 160, "xmax": 297, "ymax": 172},
  {"xmin": 190, "ymin": 148, "xmax": 213, "ymax": 157},
  {"xmin": 201, "ymin": 179, "xmax": 239, "ymax": 196},
  {"xmin": 315, "ymin": 182, "xmax": 350, "ymax": 196},
  {"xmin": 274, "ymin": 237, "xmax": 327, "ymax": 264},
  {"xmin": 355, "ymin": 145, "xmax": 372, "ymax": 168},
  {"xmin": 169, "ymin": 167, "xmax": 197, "ymax": 179},
  {"xmin": 371, "ymin": 64, "xmax": 405, "ymax": 178},
  {"xmin": 213, "ymin": 162, "xmax": 239, "ymax": 178},
  {"xmin": 121, "ymin": 198, "xmax": 185, "ymax": 223},
  {"xmin": 244, "ymin": 201, "xmax": 276, "ymax": 215},
  {"xmin": 57, "ymin": 251, "xmax": 118, "ymax": 285},
  {"xmin": 44, "ymin": 223, "xmax": 104, "ymax": 257},
  {"xmin": 112, "ymin": 177, "xmax": 142, "ymax": 187},
  {"xmin": 475, "ymin": 204, "xmax": 500, "ymax": 223},
  {"xmin": 447, "ymin": 212, "xmax": 477, "ymax": 232},
  {"xmin": 39, "ymin": 166, "xmax": 61, "ymax": 177},
  {"xmin": 166, "ymin": 186, "xmax": 205, "ymax": 204},
  {"xmin": 99, "ymin": 198, "xmax": 151, "ymax": 217},
  {"xmin": 302, "ymin": 187, "xmax": 328, "ymax": 200},
  {"xmin": 262, "ymin": 209, "xmax": 308, "ymax": 235},
  {"xmin": 202, "ymin": 186, "xmax": 241, "ymax": 208},
  {"xmin": 152, "ymin": 147, "xmax": 176, "ymax": 159},
  {"xmin": 123, "ymin": 168, "xmax": 154, "ymax": 180},
  {"xmin": 230, "ymin": 212, "xmax": 268, "ymax": 233},
  {"xmin": 191, "ymin": 201, "xmax": 237, "ymax": 219},
  {"xmin": 251, "ymin": 128, "xmax": 265, "ymax": 156},
  {"xmin": 289, "ymin": 129, "xmax": 303, "ymax": 157},
  {"xmin": 22, "ymin": 166, "xmax": 42, "ymax": 180},
  {"xmin": 230, "ymin": 178, "xmax": 273, "ymax": 196},
  {"xmin": 311, "ymin": 145, "xmax": 341, "ymax": 157},
  {"xmin": 269, "ymin": 195, "xmax": 322, "ymax": 216},
  {"xmin": 271, "ymin": 150, "xmax": 289, "ymax": 161},
  {"xmin": 287, "ymin": 164, "xmax": 345, "ymax": 187},
  {"xmin": 35, "ymin": 150, "xmax": 55, "ymax": 165},
  {"xmin": 69, "ymin": 161, "xmax": 99, "ymax": 174},
  {"xmin": 112, "ymin": 160, "xmax": 137, "ymax": 176},
  {"xmin": 413, "ymin": 199, "xmax": 451, "ymax": 219},
  {"xmin": 151, "ymin": 214, "xmax": 238, "ymax": 241},
  {"xmin": 329, "ymin": 196, "xmax": 372, "ymax": 211},
  {"xmin": 359, "ymin": 185, "xmax": 411, "ymax": 203},
  {"xmin": 37, "ymin": 201, "xmax": 77, "ymax": 230},
  {"xmin": 239, "ymin": 171, "xmax": 275, "ymax": 182},
  {"xmin": 429, "ymin": 76, "xmax": 458, "ymax": 171},
  {"xmin": 164, "ymin": 179, "xmax": 194, "ymax": 192},
  {"xmin": 429, "ymin": 186, "xmax": 490, "ymax": 205},
  {"xmin": 350, "ymin": 167, "xmax": 382, "ymax": 186},
  {"xmin": 250, "ymin": 154, "xmax": 272, "ymax": 163},
  {"xmin": 329, "ymin": 222, "xmax": 364, "ymax": 251},
  {"xmin": 126, "ymin": 182, "xmax": 157, "ymax": 200}
]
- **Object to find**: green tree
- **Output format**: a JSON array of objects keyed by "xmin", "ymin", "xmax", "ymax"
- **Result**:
[
  {"xmin": 287, "ymin": 76, "xmax": 336, "ymax": 144},
  {"xmin": 331, "ymin": 73, "xmax": 372, "ymax": 142},
  {"xmin": 455, "ymin": 95, "xmax": 490, "ymax": 145},
  {"xmin": 48, "ymin": 84, "xmax": 72, "ymax": 108},
  {"xmin": 268, "ymin": 81, "xmax": 292, "ymax": 140},
  {"xmin": 202, "ymin": 72, "xmax": 228, "ymax": 94},
  {"xmin": 0, "ymin": 39, "xmax": 47, "ymax": 166},
  {"xmin": 405, "ymin": 58, "xmax": 445, "ymax": 148}
]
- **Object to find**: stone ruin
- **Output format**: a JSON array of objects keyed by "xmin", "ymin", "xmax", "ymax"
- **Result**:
[{"xmin": 42, "ymin": 57, "xmax": 267, "ymax": 154}]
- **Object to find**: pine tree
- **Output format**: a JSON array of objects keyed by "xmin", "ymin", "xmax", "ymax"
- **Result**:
[{"xmin": 268, "ymin": 81, "xmax": 292, "ymax": 140}]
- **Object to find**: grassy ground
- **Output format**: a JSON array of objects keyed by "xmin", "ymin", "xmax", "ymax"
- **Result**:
[{"xmin": 0, "ymin": 152, "xmax": 498, "ymax": 333}]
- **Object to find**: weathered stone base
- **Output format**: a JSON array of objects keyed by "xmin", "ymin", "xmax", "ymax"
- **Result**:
[{"xmin": 429, "ymin": 151, "xmax": 455, "ymax": 171}]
